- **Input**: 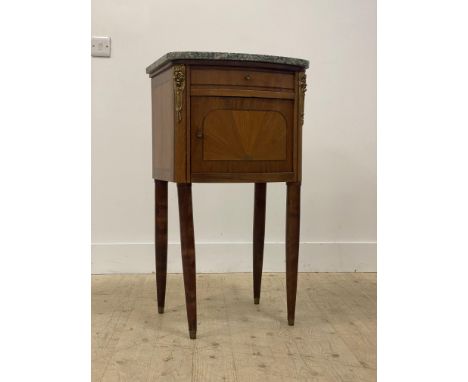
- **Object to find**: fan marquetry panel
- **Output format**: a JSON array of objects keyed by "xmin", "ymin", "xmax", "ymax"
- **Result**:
[
  {"xmin": 203, "ymin": 110, "xmax": 287, "ymax": 161},
  {"xmin": 191, "ymin": 96, "xmax": 294, "ymax": 176}
]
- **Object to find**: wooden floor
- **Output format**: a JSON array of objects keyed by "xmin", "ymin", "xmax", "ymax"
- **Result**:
[{"xmin": 92, "ymin": 273, "xmax": 376, "ymax": 381}]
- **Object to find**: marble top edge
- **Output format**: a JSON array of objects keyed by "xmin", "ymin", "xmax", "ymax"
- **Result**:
[{"xmin": 146, "ymin": 51, "xmax": 309, "ymax": 74}]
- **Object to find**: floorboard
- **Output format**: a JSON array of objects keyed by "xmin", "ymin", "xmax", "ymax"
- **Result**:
[{"xmin": 92, "ymin": 273, "xmax": 376, "ymax": 381}]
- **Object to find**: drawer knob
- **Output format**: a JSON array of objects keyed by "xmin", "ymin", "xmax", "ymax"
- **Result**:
[
  {"xmin": 196, "ymin": 130, "xmax": 203, "ymax": 139},
  {"xmin": 244, "ymin": 74, "xmax": 251, "ymax": 80}
]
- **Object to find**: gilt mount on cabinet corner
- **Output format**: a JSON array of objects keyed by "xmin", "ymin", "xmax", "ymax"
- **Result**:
[
  {"xmin": 173, "ymin": 64, "xmax": 186, "ymax": 122},
  {"xmin": 298, "ymin": 71, "xmax": 307, "ymax": 126}
]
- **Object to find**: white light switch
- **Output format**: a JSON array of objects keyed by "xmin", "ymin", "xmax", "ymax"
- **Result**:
[{"xmin": 91, "ymin": 36, "xmax": 111, "ymax": 57}]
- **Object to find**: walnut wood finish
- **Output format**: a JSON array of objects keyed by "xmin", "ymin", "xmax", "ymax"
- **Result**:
[
  {"xmin": 150, "ymin": 62, "xmax": 304, "ymax": 183},
  {"xmin": 190, "ymin": 172, "xmax": 295, "ymax": 183},
  {"xmin": 191, "ymin": 97, "xmax": 293, "ymax": 178},
  {"xmin": 148, "ymin": 59, "xmax": 303, "ymax": 78},
  {"xmin": 191, "ymin": 67, "xmax": 294, "ymax": 90},
  {"xmin": 190, "ymin": 87, "xmax": 295, "ymax": 100},
  {"xmin": 177, "ymin": 183, "xmax": 197, "ymax": 339},
  {"xmin": 201, "ymin": 110, "xmax": 286, "ymax": 161},
  {"xmin": 151, "ymin": 70, "xmax": 174, "ymax": 181},
  {"xmin": 286, "ymin": 182, "xmax": 301, "ymax": 326},
  {"xmin": 151, "ymin": 67, "xmax": 188, "ymax": 182},
  {"xmin": 253, "ymin": 183, "xmax": 266, "ymax": 304},
  {"xmin": 155, "ymin": 180, "xmax": 168, "ymax": 314},
  {"xmin": 149, "ymin": 59, "xmax": 306, "ymax": 338}
]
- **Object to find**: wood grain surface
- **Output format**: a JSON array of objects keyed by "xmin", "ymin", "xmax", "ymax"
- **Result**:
[
  {"xmin": 92, "ymin": 273, "xmax": 376, "ymax": 381},
  {"xmin": 177, "ymin": 183, "xmax": 197, "ymax": 339},
  {"xmin": 155, "ymin": 180, "xmax": 168, "ymax": 313},
  {"xmin": 151, "ymin": 62, "xmax": 303, "ymax": 183},
  {"xmin": 286, "ymin": 182, "xmax": 301, "ymax": 326},
  {"xmin": 191, "ymin": 97, "xmax": 294, "ymax": 178},
  {"xmin": 253, "ymin": 183, "xmax": 267, "ymax": 304},
  {"xmin": 191, "ymin": 67, "xmax": 295, "ymax": 90},
  {"xmin": 151, "ymin": 69, "xmax": 175, "ymax": 181},
  {"xmin": 202, "ymin": 110, "xmax": 287, "ymax": 161}
]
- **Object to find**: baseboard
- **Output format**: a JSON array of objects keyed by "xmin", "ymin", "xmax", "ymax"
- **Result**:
[{"xmin": 91, "ymin": 242, "xmax": 376, "ymax": 274}]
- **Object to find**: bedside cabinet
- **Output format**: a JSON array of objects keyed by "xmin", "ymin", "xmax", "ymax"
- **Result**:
[{"xmin": 146, "ymin": 52, "xmax": 308, "ymax": 339}]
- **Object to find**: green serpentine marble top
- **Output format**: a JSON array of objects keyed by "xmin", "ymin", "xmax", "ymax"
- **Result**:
[{"xmin": 146, "ymin": 51, "xmax": 309, "ymax": 75}]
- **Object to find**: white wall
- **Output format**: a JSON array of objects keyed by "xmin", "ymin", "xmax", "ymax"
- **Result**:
[{"xmin": 91, "ymin": 0, "xmax": 376, "ymax": 273}]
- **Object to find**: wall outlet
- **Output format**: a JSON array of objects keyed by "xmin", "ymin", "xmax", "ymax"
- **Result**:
[{"xmin": 91, "ymin": 36, "xmax": 111, "ymax": 57}]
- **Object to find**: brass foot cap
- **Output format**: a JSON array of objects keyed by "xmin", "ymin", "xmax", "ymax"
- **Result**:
[
  {"xmin": 189, "ymin": 330, "xmax": 197, "ymax": 339},
  {"xmin": 158, "ymin": 306, "xmax": 164, "ymax": 314},
  {"xmin": 288, "ymin": 319, "xmax": 295, "ymax": 326},
  {"xmin": 254, "ymin": 297, "xmax": 260, "ymax": 304}
]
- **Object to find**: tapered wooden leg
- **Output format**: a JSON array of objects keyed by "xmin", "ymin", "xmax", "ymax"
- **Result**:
[
  {"xmin": 286, "ymin": 182, "xmax": 301, "ymax": 326},
  {"xmin": 155, "ymin": 180, "xmax": 168, "ymax": 314},
  {"xmin": 177, "ymin": 183, "xmax": 197, "ymax": 339},
  {"xmin": 253, "ymin": 183, "xmax": 267, "ymax": 304}
]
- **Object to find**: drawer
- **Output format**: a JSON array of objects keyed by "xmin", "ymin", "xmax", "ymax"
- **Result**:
[
  {"xmin": 191, "ymin": 67, "xmax": 295, "ymax": 90},
  {"xmin": 191, "ymin": 97, "xmax": 294, "ymax": 178}
]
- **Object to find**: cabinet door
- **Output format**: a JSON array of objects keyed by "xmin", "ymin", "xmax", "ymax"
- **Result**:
[{"xmin": 191, "ymin": 97, "xmax": 294, "ymax": 181}]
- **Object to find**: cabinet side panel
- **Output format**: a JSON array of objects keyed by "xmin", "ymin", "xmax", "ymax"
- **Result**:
[{"xmin": 152, "ymin": 69, "xmax": 175, "ymax": 181}]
